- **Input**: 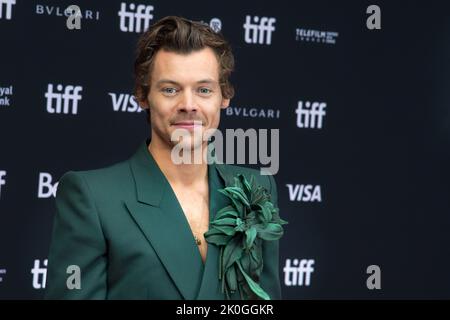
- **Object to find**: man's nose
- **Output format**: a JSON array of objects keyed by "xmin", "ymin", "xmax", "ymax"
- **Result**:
[{"xmin": 177, "ymin": 90, "xmax": 197, "ymax": 112}]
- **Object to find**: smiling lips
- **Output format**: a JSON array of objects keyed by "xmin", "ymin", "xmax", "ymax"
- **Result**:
[{"xmin": 172, "ymin": 121, "xmax": 203, "ymax": 130}]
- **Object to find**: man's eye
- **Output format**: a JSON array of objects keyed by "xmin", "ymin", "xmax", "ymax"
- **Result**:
[
  {"xmin": 162, "ymin": 88, "xmax": 177, "ymax": 95},
  {"xmin": 199, "ymin": 88, "xmax": 212, "ymax": 94}
]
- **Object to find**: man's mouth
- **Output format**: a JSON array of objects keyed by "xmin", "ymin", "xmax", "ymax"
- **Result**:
[{"xmin": 172, "ymin": 121, "xmax": 203, "ymax": 130}]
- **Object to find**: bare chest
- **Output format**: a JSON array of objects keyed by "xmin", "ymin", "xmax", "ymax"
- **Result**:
[{"xmin": 172, "ymin": 188, "xmax": 210, "ymax": 263}]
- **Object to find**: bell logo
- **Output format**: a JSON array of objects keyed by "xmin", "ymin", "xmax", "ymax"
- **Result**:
[{"xmin": 38, "ymin": 172, "xmax": 59, "ymax": 198}]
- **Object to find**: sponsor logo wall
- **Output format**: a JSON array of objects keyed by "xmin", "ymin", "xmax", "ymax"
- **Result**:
[{"xmin": 1, "ymin": 0, "xmax": 450, "ymax": 299}]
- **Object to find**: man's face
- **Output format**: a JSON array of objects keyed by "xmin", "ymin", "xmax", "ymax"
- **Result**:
[{"xmin": 142, "ymin": 47, "xmax": 230, "ymax": 152}]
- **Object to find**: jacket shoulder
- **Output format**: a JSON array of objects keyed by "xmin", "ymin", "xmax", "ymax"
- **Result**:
[
  {"xmin": 63, "ymin": 160, "xmax": 130, "ymax": 181},
  {"xmin": 57, "ymin": 159, "xmax": 133, "ymax": 201}
]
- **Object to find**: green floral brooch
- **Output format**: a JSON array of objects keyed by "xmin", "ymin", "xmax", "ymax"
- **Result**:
[{"xmin": 204, "ymin": 173, "xmax": 288, "ymax": 300}]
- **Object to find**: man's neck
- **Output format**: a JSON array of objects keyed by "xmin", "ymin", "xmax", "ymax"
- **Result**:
[{"xmin": 148, "ymin": 138, "xmax": 208, "ymax": 188}]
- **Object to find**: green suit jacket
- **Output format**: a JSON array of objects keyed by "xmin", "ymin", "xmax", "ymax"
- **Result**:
[{"xmin": 45, "ymin": 139, "xmax": 281, "ymax": 300}]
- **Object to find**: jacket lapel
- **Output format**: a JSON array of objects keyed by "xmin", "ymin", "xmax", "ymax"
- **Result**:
[
  {"xmin": 124, "ymin": 140, "xmax": 204, "ymax": 300},
  {"xmin": 196, "ymin": 161, "xmax": 243, "ymax": 299},
  {"xmin": 195, "ymin": 162, "xmax": 230, "ymax": 299},
  {"xmin": 124, "ymin": 139, "xmax": 239, "ymax": 300}
]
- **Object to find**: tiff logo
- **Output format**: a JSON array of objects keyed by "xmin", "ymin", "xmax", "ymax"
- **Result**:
[
  {"xmin": 109, "ymin": 93, "xmax": 142, "ymax": 112},
  {"xmin": 118, "ymin": 2, "xmax": 153, "ymax": 33},
  {"xmin": 0, "ymin": 0, "xmax": 15, "ymax": 20},
  {"xmin": 31, "ymin": 259, "xmax": 47, "ymax": 289},
  {"xmin": 45, "ymin": 84, "xmax": 82, "ymax": 114},
  {"xmin": 296, "ymin": 101, "xmax": 326, "ymax": 129},
  {"xmin": 0, "ymin": 170, "xmax": 6, "ymax": 199},
  {"xmin": 243, "ymin": 15, "xmax": 276, "ymax": 45},
  {"xmin": 283, "ymin": 258, "xmax": 315, "ymax": 286}
]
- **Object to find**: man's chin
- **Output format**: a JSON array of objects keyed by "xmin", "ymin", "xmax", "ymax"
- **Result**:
[
  {"xmin": 173, "ymin": 139, "xmax": 205, "ymax": 151},
  {"xmin": 169, "ymin": 138, "xmax": 209, "ymax": 165}
]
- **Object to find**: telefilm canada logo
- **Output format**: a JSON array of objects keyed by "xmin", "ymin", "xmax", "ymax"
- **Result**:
[{"xmin": 295, "ymin": 27, "xmax": 338, "ymax": 45}]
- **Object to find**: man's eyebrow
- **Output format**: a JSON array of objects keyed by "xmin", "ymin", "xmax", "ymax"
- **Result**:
[{"xmin": 155, "ymin": 79, "xmax": 218, "ymax": 86}]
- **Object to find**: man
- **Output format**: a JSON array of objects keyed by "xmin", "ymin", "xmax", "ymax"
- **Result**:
[{"xmin": 45, "ymin": 16, "xmax": 283, "ymax": 300}]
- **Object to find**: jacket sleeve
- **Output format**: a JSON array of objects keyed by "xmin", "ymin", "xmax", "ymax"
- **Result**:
[
  {"xmin": 45, "ymin": 171, "xmax": 107, "ymax": 299},
  {"xmin": 259, "ymin": 174, "xmax": 282, "ymax": 300}
]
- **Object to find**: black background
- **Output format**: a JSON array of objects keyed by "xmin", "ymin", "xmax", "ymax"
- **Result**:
[{"xmin": 0, "ymin": 0, "xmax": 449, "ymax": 299}]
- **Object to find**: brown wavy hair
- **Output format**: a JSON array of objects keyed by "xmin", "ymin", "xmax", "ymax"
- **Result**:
[{"xmin": 133, "ymin": 16, "xmax": 235, "ymax": 123}]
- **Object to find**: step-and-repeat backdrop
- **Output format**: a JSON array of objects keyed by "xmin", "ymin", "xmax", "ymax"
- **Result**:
[{"xmin": 1, "ymin": 0, "xmax": 450, "ymax": 299}]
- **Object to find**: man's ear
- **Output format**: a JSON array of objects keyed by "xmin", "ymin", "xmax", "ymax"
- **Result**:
[
  {"xmin": 135, "ymin": 87, "xmax": 149, "ymax": 109},
  {"xmin": 138, "ymin": 99, "xmax": 149, "ymax": 109},
  {"xmin": 221, "ymin": 98, "xmax": 230, "ymax": 109}
]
